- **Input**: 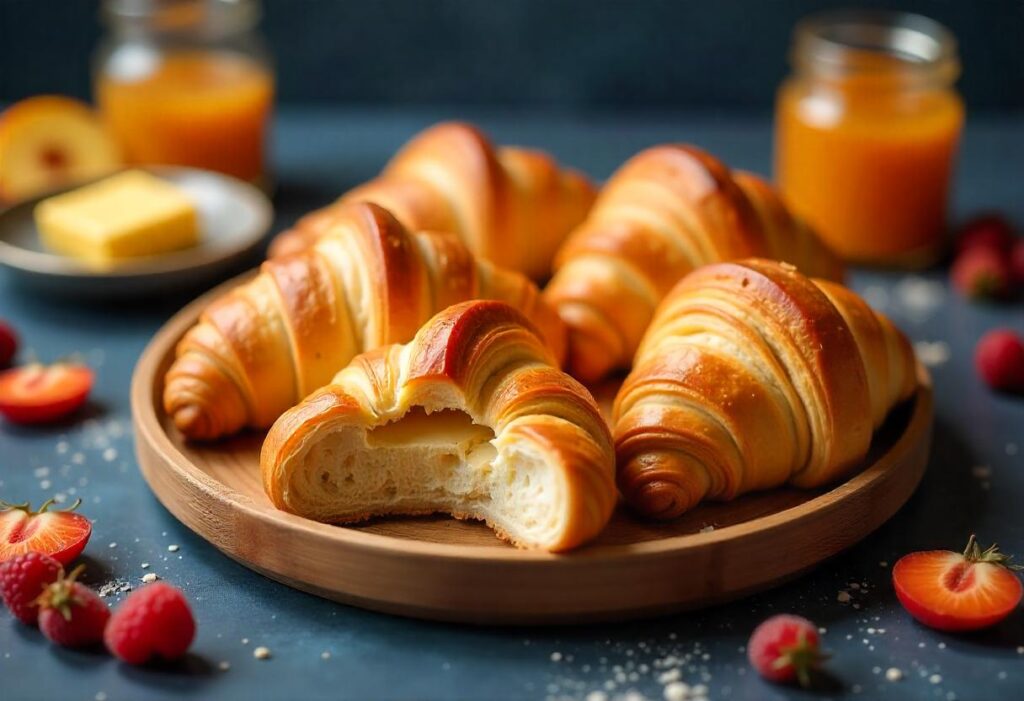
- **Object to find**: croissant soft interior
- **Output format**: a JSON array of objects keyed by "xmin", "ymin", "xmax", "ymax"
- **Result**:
[{"xmin": 261, "ymin": 300, "xmax": 616, "ymax": 552}]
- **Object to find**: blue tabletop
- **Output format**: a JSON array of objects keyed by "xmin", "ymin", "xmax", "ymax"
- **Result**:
[{"xmin": 1, "ymin": 110, "xmax": 1023, "ymax": 701}]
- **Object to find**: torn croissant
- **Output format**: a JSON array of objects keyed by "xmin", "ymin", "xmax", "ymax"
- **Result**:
[
  {"xmin": 261, "ymin": 300, "xmax": 617, "ymax": 552},
  {"xmin": 613, "ymin": 258, "xmax": 917, "ymax": 520}
]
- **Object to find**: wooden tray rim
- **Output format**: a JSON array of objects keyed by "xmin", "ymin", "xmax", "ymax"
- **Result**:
[{"xmin": 131, "ymin": 270, "xmax": 934, "ymax": 565}]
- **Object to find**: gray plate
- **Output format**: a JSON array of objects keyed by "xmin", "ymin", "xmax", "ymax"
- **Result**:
[{"xmin": 0, "ymin": 166, "xmax": 272, "ymax": 298}]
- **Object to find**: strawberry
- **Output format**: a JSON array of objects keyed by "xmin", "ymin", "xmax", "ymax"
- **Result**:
[
  {"xmin": 955, "ymin": 214, "xmax": 1015, "ymax": 256},
  {"xmin": 0, "ymin": 551, "xmax": 62, "ymax": 624},
  {"xmin": 36, "ymin": 565, "xmax": 110, "ymax": 647},
  {"xmin": 0, "ymin": 498, "xmax": 92, "ymax": 566},
  {"xmin": 747, "ymin": 614, "xmax": 825, "ymax": 687},
  {"xmin": 1011, "ymin": 240, "xmax": 1024, "ymax": 286},
  {"xmin": 0, "ymin": 321, "xmax": 16, "ymax": 368},
  {"xmin": 0, "ymin": 362, "xmax": 93, "ymax": 425},
  {"xmin": 893, "ymin": 535, "xmax": 1023, "ymax": 632},
  {"xmin": 975, "ymin": 329, "xmax": 1024, "ymax": 394},
  {"xmin": 105, "ymin": 582, "xmax": 196, "ymax": 664},
  {"xmin": 951, "ymin": 246, "xmax": 1012, "ymax": 300}
]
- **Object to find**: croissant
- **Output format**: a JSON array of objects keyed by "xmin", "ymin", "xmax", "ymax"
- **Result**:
[
  {"xmin": 164, "ymin": 202, "xmax": 567, "ymax": 441},
  {"xmin": 544, "ymin": 144, "xmax": 843, "ymax": 383},
  {"xmin": 261, "ymin": 300, "xmax": 616, "ymax": 552},
  {"xmin": 268, "ymin": 121, "xmax": 596, "ymax": 281},
  {"xmin": 613, "ymin": 258, "xmax": 917, "ymax": 520}
]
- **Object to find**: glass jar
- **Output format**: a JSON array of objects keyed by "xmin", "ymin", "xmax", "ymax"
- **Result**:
[
  {"xmin": 775, "ymin": 11, "xmax": 963, "ymax": 267},
  {"xmin": 94, "ymin": 0, "xmax": 274, "ymax": 185}
]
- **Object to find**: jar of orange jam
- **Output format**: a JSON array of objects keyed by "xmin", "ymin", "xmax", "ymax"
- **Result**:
[
  {"xmin": 775, "ymin": 11, "xmax": 963, "ymax": 267},
  {"xmin": 94, "ymin": 0, "xmax": 273, "ymax": 184}
]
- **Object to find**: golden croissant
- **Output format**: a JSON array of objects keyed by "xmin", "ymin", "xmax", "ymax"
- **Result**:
[
  {"xmin": 268, "ymin": 121, "xmax": 596, "ymax": 281},
  {"xmin": 164, "ymin": 203, "xmax": 566, "ymax": 441},
  {"xmin": 544, "ymin": 144, "xmax": 843, "ymax": 382},
  {"xmin": 261, "ymin": 300, "xmax": 616, "ymax": 552},
  {"xmin": 614, "ymin": 258, "xmax": 917, "ymax": 520}
]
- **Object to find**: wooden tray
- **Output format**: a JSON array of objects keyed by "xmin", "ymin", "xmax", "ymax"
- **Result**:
[{"xmin": 131, "ymin": 275, "xmax": 934, "ymax": 624}]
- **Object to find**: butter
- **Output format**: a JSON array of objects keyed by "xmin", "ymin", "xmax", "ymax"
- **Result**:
[{"xmin": 35, "ymin": 170, "xmax": 198, "ymax": 266}]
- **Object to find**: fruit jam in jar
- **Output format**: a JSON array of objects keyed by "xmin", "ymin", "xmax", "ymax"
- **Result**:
[
  {"xmin": 775, "ymin": 11, "xmax": 963, "ymax": 267},
  {"xmin": 95, "ymin": 0, "xmax": 273, "ymax": 184}
]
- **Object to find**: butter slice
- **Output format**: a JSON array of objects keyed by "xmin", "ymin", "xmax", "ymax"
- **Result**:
[{"xmin": 35, "ymin": 170, "xmax": 198, "ymax": 266}]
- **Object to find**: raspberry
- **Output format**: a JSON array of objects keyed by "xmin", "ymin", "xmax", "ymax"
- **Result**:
[
  {"xmin": 105, "ymin": 582, "xmax": 195, "ymax": 664},
  {"xmin": 952, "ymin": 246, "xmax": 1012, "ymax": 300},
  {"xmin": 955, "ymin": 214, "xmax": 1015, "ymax": 256},
  {"xmin": 747, "ymin": 614, "xmax": 825, "ymax": 687},
  {"xmin": 975, "ymin": 329, "xmax": 1024, "ymax": 394},
  {"xmin": 36, "ymin": 566, "xmax": 109, "ymax": 647},
  {"xmin": 0, "ymin": 552, "xmax": 62, "ymax": 624}
]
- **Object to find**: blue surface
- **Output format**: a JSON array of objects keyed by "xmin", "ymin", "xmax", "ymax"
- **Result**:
[{"xmin": 1, "ymin": 111, "xmax": 1023, "ymax": 701}]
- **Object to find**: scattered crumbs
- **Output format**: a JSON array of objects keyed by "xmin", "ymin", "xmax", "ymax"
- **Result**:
[
  {"xmin": 141, "ymin": 562, "xmax": 150, "ymax": 569},
  {"xmin": 550, "ymin": 651, "xmax": 563, "ymax": 662},
  {"xmin": 241, "ymin": 638, "xmax": 250, "ymax": 645},
  {"xmin": 998, "ymin": 671, "xmax": 1007, "ymax": 680},
  {"xmin": 321, "ymin": 651, "xmax": 331, "ymax": 660},
  {"xmin": 658, "ymin": 668, "xmax": 682, "ymax": 684},
  {"xmin": 218, "ymin": 661, "xmax": 230, "ymax": 671},
  {"xmin": 56, "ymin": 441, "xmax": 69, "ymax": 454},
  {"xmin": 71, "ymin": 452, "xmax": 85, "ymax": 465},
  {"xmin": 95, "ymin": 693, "xmax": 107, "ymax": 701},
  {"xmin": 850, "ymin": 582, "xmax": 861, "ymax": 590},
  {"xmin": 168, "ymin": 544, "xmax": 180, "ymax": 552},
  {"xmin": 33, "ymin": 467, "xmax": 50, "ymax": 478},
  {"xmin": 894, "ymin": 276, "xmax": 944, "ymax": 319},
  {"xmin": 853, "ymin": 603, "xmax": 861, "ymax": 609},
  {"xmin": 1016, "ymin": 646, "xmax": 1024, "ymax": 654},
  {"xmin": 102, "ymin": 448, "xmax": 118, "ymax": 462},
  {"xmin": 861, "ymin": 285, "xmax": 889, "ymax": 310},
  {"xmin": 663, "ymin": 681, "xmax": 690, "ymax": 701},
  {"xmin": 441, "ymin": 661, "xmax": 451, "ymax": 671},
  {"xmin": 253, "ymin": 646, "xmax": 271, "ymax": 660},
  {"xmin": 879, "ymin": 560, "xmax": 889, "ymax": 567},
  {"xmin": 585, "ymin": 692, "xmax": 609, "ymax": 701},
  {"xmin": 837, "ymin": 591, "xmax": 851, "ymax": 603},
  {"xmin": 97, "ymin": 579, "xmax": 132, "ymax": 598},
  {"xmin": 109, "ymin": 542, "xmax": 117, "ymax": 549},
  {"xmin": 141, "ymin": 573, "xmax": 158, "ymax": 584},
  {"xmin": 699, "ymin": 525, "xmax": 715, "ymax": 534},
  {"xmin": 914, "ymin": 340, "xmax": 951, "ymax": 367},
  {"xmin": 938, "ymin": 642, "xmax": 946, "ymax": 649},
  {"xmin": 919, "ymin": 642, "xmax": 927, "ymax": 648},
  {"xmin": 39, "ymin": 479, "xmax": 52, "ymax": 490},
  {"xmin": 872, "ymin": 666, "xmax": 881, "ymax": 674},
  {"xmin": 886, "ymin": 667, "xmax": 904, "ymax": 682},
  {"xmin": 867, "ymin": 627, "xmax": 876, "ymax": 634},
  {"xmin": 929, "ymin": 674, "xmax": 943, "ymax": 684}
]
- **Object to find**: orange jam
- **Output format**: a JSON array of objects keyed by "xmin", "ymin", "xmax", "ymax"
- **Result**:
[
  {"xmin": 97, "ymin": 51, "xmax": 273, "ymax": 182},
  {"xmin": 774, "ymin": 12, "xmax": 963, "ymax": 266}
]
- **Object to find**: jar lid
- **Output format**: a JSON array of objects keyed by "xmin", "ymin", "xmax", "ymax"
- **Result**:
[{"xmin": 101, "ymin": 0, "xmax": 261, "ymax": 35}]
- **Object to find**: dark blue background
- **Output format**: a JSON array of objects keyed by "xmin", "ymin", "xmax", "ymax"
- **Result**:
[{"xmin": 1, "ymin": 0, "xmax": 1023, "ymax": 111}]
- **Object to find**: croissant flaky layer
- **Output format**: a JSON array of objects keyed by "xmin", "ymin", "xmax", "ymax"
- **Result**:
[
  {"xmin": 261, "ymin": 300, "xmax": 616, "ymax": 552},
  {"xmin": 544, "ymin": 144, "xmax": 844, "ymax": 383},
  {"xmin": 164, "ymin": 203, "xmax": 566, "ymax": 440},
  {"xmin": 268, "ymin": 121, "xmax": 596, "ymax": 281},
  {"xmin": 613, "ymin": 258, "xmax": 917, "ymax": 520}
]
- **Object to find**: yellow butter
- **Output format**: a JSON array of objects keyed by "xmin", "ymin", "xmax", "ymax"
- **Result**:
[{"xmin": 35, "ymin": 170, "xmax": 199, "ymax": 266}]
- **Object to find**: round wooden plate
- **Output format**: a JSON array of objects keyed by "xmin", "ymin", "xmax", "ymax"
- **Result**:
[{"xmin": 131, "ymin": 274, "xmax": 934, "ymax": 625}]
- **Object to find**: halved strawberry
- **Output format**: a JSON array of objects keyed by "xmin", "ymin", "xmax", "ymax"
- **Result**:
[
  {"xmin": 0, "ymin": 362, "xmax": 93, "ymax": 424},
  {"xmin": 893, "ymin": 535, "xmax": 1023, "ymax": 632},
  {"xmin": 0, "ymin": 499, "xmax": 92, "ymax": 566}
]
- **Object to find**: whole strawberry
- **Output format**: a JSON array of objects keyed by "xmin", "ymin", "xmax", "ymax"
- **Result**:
[
  {"xmin": 105, "ymin": 582, "xmax": 195, "ymax": 664},
  {"xmin": 955, "ymin": 214, "xmax": 1015, "ymax": 256},
  {"xmin": 748, "ymin": 614, "xmax": 825, "ymax": 687},
  {"xmin": 1011, "ymin": 240, "xmax": 1024, "ymax": 286},
  {"xmin": 952, "ymin": 246, "xmax": 1012, "ymax": 301},
  {"xmin": 0, "ymin": 321, "xmax": 15, "ymax": 368},
  {"xmin": 36, "ymin": 566, "xmax": 109, "ymax": 647},
  {"xmin": 976, "ymin": 329, "xmax": 1024, "ymax": 394},
  {"xmin": 0, "ymin": 552, "xmax": 62, "ymax": 624}
]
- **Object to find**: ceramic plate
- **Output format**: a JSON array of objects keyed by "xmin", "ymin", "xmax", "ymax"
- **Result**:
[{"xmin": 0, "ymin": 166, "xmax": 272, "ymax": 297}]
